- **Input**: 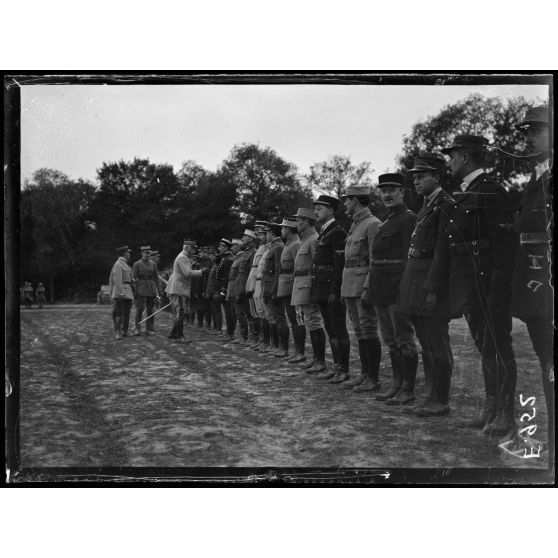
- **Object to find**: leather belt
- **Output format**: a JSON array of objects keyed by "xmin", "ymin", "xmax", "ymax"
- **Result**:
[
  {"xmin": 123, "ymin": 281, "xmax": 132, "ymax": 284},
  {"xmin": 408, "ymin": 248, "xmax": 434, "ymax": 259},
  {"xmin": 371, "ymin": 259, "xmax": 404, "ymax": 265},
  {"xmin": 449, "ymin": 239, "xmax": 489, "ymax": 256},
  {"xmin": 313, "ymin": 264, "xmax": 334, "ymax": 273},
  {"xmin": 294, "ymin": 270, "xmax": 312, "ymax": 277},
  {"xmin": 520, "ymin": 232, "xmax": 550, "ymax": 245},
  {"xmin": 280, "ymin": 267, "xmax": 294, "ymax": 273},
  {"xmin": 344, "ymin": 263, "xmax": 368, "ymax": 268}
]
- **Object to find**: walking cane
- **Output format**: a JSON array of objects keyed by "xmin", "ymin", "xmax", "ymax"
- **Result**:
[{"xmin": 138, "ymin": 302, "xmax": 172, "ymax": 325}]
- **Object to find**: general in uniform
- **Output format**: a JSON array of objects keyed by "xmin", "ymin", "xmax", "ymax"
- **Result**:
[
  {"xmin": 132, "ymin": 245, "xmax": 160, "ymax": 335},
  {"xmin": 341, "ymin": 185, "xmax": 382, "ymax": 391},
  {"xmin": 244, "ymin": 223, "xmax": 267, "ymax": 346},
  {"xmin": 166, "ymin": 240, "xmax": 204, "ymax": 342},
  {"xmin": 232, "ymin": 229, "xmax": 257, "ymax": 343},
  {"xmin": 277, "ymin": 218, "xmax": 305, "ymax": 362},
  {"xmin": 252, "ymin": 222, "xmax": 273, "ymax": 349},
  {"xmin": 224, "ymin": 238, "xmax": 244, "ymax": 341},
  {"xmin": 291, "ymin": 207, "xmax": 327, "ymax": 373},
  {"xmin": 214, "ymin": 239, "xmax": 236, "ymax": 341},
  {"xmin": 363, "ymin": 173, "xmax": 418, "ymax": 404},
  {"xmin": 108, "ymin": 245, "xmax": 134, "ymax": 339},
  {"xmin": 425, "ymin": 135, "xmax": 519, "ymax": 438},
  {"xmin": 311, "ymin": 195, "xmax": 351, "ymax": 383},
  {"xmin": 512, "ymin": 106, "xmax": 554, "ymax": 461},
  {"xmin": 399, "ymin": 155, "xmax": 455, "ymax": 416}
]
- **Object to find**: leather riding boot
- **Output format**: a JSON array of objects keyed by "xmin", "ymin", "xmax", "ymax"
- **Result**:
[
  {"xmin": 354, "ymin": 338, "xmax": 381, "ymax": 392},
  {"xmin": 275, "ymin": 325, "xmax": 290, "ymax": 358},
  {"xmin": 329, "ymin": 337, "xmax": 339, "ymax": 366},
  {"xmin": 261, "ymin": 319, "xmax": 271, "ymax": 350},
  {"xmin": 462, "ymin": 396, "xmax": 497, "ymax": 429},
  {"xmin": 375, "ymin": 348, "xmax": 403, "ymax": 401},
  {"xmin": 405, "ymin": 349, "xmax": 436, "ymax": 414},
  {"xmin": 307, "ymin": 329, "xmax": 326, "ymax": 374},
  {"xmin": 386, "ymin": 348, "xmax": 417, "ymax": 405},
  {"xmin": 484, "ymin": 358, "xmax": 517, "ymax": 438},
  {"xmin": 344, "ymin": 339, "xmax": 368, "ymax": 389},
  {"xmin": 414, "ymin": 355, "xmax": 452, "ymax": 416},
  {"xmin": 271, "ymin": 323, "xmax": 279, "ymax": 349}
]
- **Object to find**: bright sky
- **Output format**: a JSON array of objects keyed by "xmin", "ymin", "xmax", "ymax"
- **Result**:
[{"xmin": 21, "ymin": 83, "xmax": 549, "ymax": 184}]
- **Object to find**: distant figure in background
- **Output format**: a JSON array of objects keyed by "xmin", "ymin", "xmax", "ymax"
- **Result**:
[
  {"xmin": 132, "ymin": 246, "xmax": 161, "ymax": 336},
  {"xmin": 22, "ymin": 282, "xmax": 34, "ymax": 309},
  {"xmin": 35, "ymin": 282, "xmax": 46, "ymax": 308},
  {"xmin": 109, "ymin": 246, "xmax": 134, "ymax": 340}
]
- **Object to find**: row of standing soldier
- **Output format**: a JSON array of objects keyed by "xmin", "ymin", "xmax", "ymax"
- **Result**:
[{"xmin": 109, "ymin": 105, "xmax": 553, "ymax": 459}]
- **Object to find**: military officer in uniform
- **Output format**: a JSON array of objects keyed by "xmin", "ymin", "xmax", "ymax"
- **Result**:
[
  {"xmin": 233, "ymin": 229, "xmax": 257, "ymax": 344},
  {"xmin": 35, "ymin": 282, "xmax": 46, "ymax": 308},
  {"xmin": 291, "ymin": 207, "xmax": 328, "ymax": 374},
  {"xmin": 253, "ymin": 222, "xmax": 273, "ymax": 351},
  {"xmin": 425, "ymin": 135, "xmax": 519, "ymax": 438},
  {"xmin": 214, "ymin": 239, "xmax": 236, "ymax": 341},
  {"xmin": 205, "ymin": 246, "xmax": 221, "ymax": 334},
  {"xmin": 224, "ymin": 238, "xmax": 243, "ymax": 341},
  {"xmin": 513, "ymin": 106, "xmax": 554, "ymax": 461},
  {"xmin": 22, "ymin": 282, "xmax": 34, "ymax": 309},
  {"xmin": 341, "ymin": 185, "xmax": 382, "ymax": 391},
  {"xmin": 363, "ymin": 174, "xmax": 418, "ymax": 405},
  {"xmin": 132, "ymin": 245, "xmax": 161, "ymax": 336},
  {"xmin": 167, "ymin": 240, "xmax": 205, "ymax": 342},
  {"xmin": 109, "ymin": 245, "xmax": 134, "ymax": 339},
  {"xmin": 277, "ymin": 218, "xmax": 306, "ymax": 362},
  {"xmin": 261, "ymin": 222, "xmax": 287, "ymax": 356},
  {"xmin": 399, "ymin": 155, "xmax": 455, "ymax": 416},
  {"xmin": 311, "ymin": 195, "xmax": 351, "ymax": 383}
]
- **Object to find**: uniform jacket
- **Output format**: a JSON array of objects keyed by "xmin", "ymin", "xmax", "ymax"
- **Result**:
[
  {"xmin": 245, "ymin": 244, "xmax": 265, "ymax": 293},
  {"xmin": 204, "ymin": 259, "xmax": 219, "ymax": 298},
  {"xmin": 35, "ymin": 285, "xmax": 46, "ymax": 300},
  {"xmin": 261, "ymin": 237, "xmax": 285, "ymax": 299},
  {"xmin": 233, "ymin": 246, "xmax": 256, "ymax": 298},
  {"xmin": 254, "ymin": 242, "xmax": 272, "ymax": 299},
  {"xmin": 291, "ymin": 227, "xmax": 318, "ymax": 306},
  {"xmin": 109, "ymin": 257, "xmax": 134, "ymax": 300},
  {"xmin": 511, "ymin": 165, "xmax": 553, "ymax": 320},
  {"xmin": 132, "ymin": 258, "xmax": 160, "ymax": 297},
  {"xmin": 276, "ymin": 237, "xmax": 301, "ymax": 298},
  {"xmin": 215, "ymin": 251, "xmax": 234, "ymax": 295},
  {"xmin": 423, "ymin": 172, "xmax": 518, "ymax": 317},
  {"xmin": 397, "ymin": 189, "xmax": 454, "ymax": 316},
  {"xmin": 364, "ymin": 204, "xmax": 416, "ymax": 306},
  {"xmin": 226, "ymin": 250, "xmax": 244, "ymax": 300},
  {"xmin": 311, "ymin": 219, "xmax": 346, "ymax": 302},
  {"xmin": 341, "ymin": 207, "xmax": 380, "ymax": 298},
  {"xmin": 166, "ymin": 250, "xmax": 203, "ymax": 297}
]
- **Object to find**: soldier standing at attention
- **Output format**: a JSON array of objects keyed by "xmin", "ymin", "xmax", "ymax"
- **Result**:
[
  {"xmin": 261, "ymin": 222, "xmax": 287, "ymax": 356},
  {"xmin": 363, "ymin": 174, "xmax": 418, "ymax": 405},
  {"xmin": 512, "ymin": 106, "xmax": 554, "ymax": 462},
  {"xmin": 425, "ymin": 135, "xmax": 519, "ymax": 438},
  {"xmin": 277, "ymin": 219, "xmax": 306, "ymax": 362},
  {"xmin": 291, "ymin": 208, "xmax": 328, "ymax": 374},
  {"xmin": 35, "ymin": 282, "xmax": 46, "ymax": 308},
  {"xmin": 214, "ymin": 239, "xmax": 235, "ymax": 340},
  {"xmin": 109, "ymin": 245, "xmax": 134, "ymax": 340},
  {"xmin": 311, "ymin": 195, "xmax": 351, "ymax": 383},
  {"xmin": 204, "ymin": 246, "xmax": 221, "ymax": 334},
  {"xmin": 166, "ymin": 240, "xmax": 205, "ymax": 343},
  {"xmin": 149, "ymin": 251, "xmax": 168, "ymax": 295},
  {"xmin": 398, "ymin": 156, "xmax": 455, "ymax": 416},
  {"xmin": 224, "ymin": 238, "xmax": 243, "ymax": 342},
  {"xmin": 23, "ymin": 282, "xmax": 34, "ymax": 309},
  {"xmin": 132, "ymin": 246, "xmax": 160, "ymax": 336},
  {"xmin": 253, "ymin": 222, "xmax": 274, "ymax": 351},
  {"xmin": 246, "ymin": 222, "xmax": 268, "ymax": 348},
  {"xmin": 233, "ymin": 229, "xmax": 257, "ymax": 344},
  {"xmin": 340, "ymin": 185, "xmax": 382, "ymax": 392}
]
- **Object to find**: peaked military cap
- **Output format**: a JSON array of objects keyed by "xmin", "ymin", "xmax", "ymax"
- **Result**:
[
  {"xmin": 293, "ymin": 207, "xmax": 316, "ymax": 221},
  {"xmin": 313, "ymin": 194, "xmax": 340, "ymax": 209},
  {"xmin": 219, "ymin": 238, "xmax": 232, "ymax": 247},
  {"xmin": 408, "ymin": 154, "xmax": 446, "ymax": 174},
  {"xmin": 254, "ymin": 220, "xmax": 271, "ymax": 231},
  {"xmin": 441, "ymin": 134, "xmax": 489, "ymax": 154},
  {"xmin": 341, "ymin": 184, "xmax": 371, "ymax": 198},
  {"xmin": 140, "ymin": 245, "xmax": 151, "ymax": 252},
  {"xmin": 117, "ymin": 245, "xmax": 130, "ymax": 253},
  {"xmin": 516, "ymin": 105, "xmax": 550, "ymax": 130},
  {"xmin": 243, "ymin": 229, "xmax": 257, "ymax": 239},
  {"xmin": 267, "ymin": 222, "xmax": 283, "ymax": 235},
  {"xmin": 280, "ymin": 217, "xmax": 297, "ymax": 228},
  {"xmin": 378, "ymin": 173, "xmax": 406, "ymax": 189},
  {"xmin": 231, "ymin": 238, "xmax": 243, "ymax": 245},
  {"xmin": 150, "ymin": 250, "xmax": 160, "ymax": 256},
  {"xmin": 183, "ymin": 239, "xmax": 197, "ymax": 248}
]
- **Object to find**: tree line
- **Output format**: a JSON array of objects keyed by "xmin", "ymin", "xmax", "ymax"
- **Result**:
[{"xmin": 20, "ymin": 94, "xmax": 536, "ymax": 302}]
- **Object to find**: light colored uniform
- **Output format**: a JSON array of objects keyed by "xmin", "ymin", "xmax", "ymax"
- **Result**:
[
  {"xmin": 254, "ymin": 241, "xmax": 271, "ymax": 318},
  {"xmin": 109, "ymin": 257, "xmax": 134, "ymax": 300}
]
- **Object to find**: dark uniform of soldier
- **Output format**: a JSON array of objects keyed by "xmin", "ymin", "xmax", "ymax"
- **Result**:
[
  {"xmin": 425, "ymin": 135, "xmax": 519, "ymax": 438},
  {"xmin": 205, "ymin": 247, "xmax": 221, "ymax": 334},
  {"xmin": 214, "ymin": 239, "xmax": 236, "ymax": 341},
  {"xmin": 311, "ymin": 195, "xmax": 351, "ymax": 382},
  {"xmin": 35, "ymin": 282, "xmax": 46, "ymax": 308},
  {"xmin": 233, "ymin": 229, "xmax": 257, "ymax": 343},
  {"xmin": 398, "ymin": 155, "xmax": 455, "ymax": 416},
  {"xmin": 132, "ymin": 246, "xmax": 160, "ymax": 335},
  {"xmin": 363, "ymin": 173, "xmax": 418, "ymax": 404},
  {"xmin": 513, "ymin": 106, "xmax": 554, "ymax": 463},
  {"xmin": 197, "ymin": 247, "xmax": 214, "ymax": 331},
  {"xmin": 261, "ymin": 223, "xmax": 288, "ymax": 356}
]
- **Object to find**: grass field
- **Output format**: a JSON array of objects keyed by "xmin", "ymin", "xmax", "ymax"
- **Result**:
[{"xmin": 17, "ymin": 304, "xmax": 552, "ymax": 472}]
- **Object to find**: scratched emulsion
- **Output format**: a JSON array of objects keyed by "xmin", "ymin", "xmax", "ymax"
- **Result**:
[{"xmin": 19, "ymin": 305, "xmax": 549, "ymax": 468}]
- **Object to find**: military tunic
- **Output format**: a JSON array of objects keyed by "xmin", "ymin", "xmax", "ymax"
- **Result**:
[
  {"xmin": 291, "ymin": 228, "xmax": 319, "ymax": 306},
  {"xmin": 276, "ymin": 237, "xmax": 301, "ymax": 298},
  {"xmin": 132, "ymin": 259, "xmax": 160, "ymax": 297},
  {"xmin": 262, "ymin": 237, "xmax": 285, "ymax": 299},
  {"xmin": 226, "ymin": 250, "xmax": 244, "ymax": 301}
]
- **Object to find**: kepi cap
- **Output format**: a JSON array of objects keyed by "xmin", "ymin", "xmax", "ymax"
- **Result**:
[
  {"xmin": 378, "ymin": 173, "xmax": 406, "ymax": 189},
  {"xmin": 441, "ymin": 134, "xmax": 489, "ymax": 154},
  {"xmin": 117, "ymin": 245, "xmax": 131, "ymax": 253},
  {"xmin": 219, "ymin": 238, "xmax": 232, "ymax": 247},
  {"xmin": 313, "ymin": 194, "xmax": 340, "ymax": 209},
  {"xmin": 243, "ymin": 229, "xmax": 257, "ymax": 239},
  {"xmin": 341, "ymin": 184, "xmax": 371, "ymax": 198},
  {"xmin": 140, "ymin": 245, "xmax": 151, "ymax": 252},
  {"xmin": 231, "ymin": 238, "xmax": 243, "ymax": 246},
  {"xmin": 183, "ymin": 239, "xmax": 197, "ymax": 248}
]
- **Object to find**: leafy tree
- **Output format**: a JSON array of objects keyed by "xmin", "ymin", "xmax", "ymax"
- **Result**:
[
  {"xmin": 397, "ymin": 94, "xmax": 537, "ymax": 192},
  {"xmin": 219, "ymin": 143, "xmax": 312, "ymax": 223},
  {"xmin": 306, "ymin": 155, "xmax": 374, "ymax": 198}
]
